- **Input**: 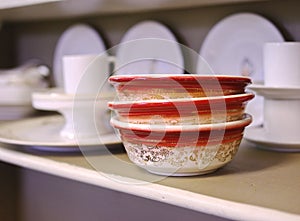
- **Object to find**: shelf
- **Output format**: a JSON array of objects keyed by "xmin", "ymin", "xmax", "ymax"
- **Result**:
[
  {"xmin": 0, "ymin": 0, "xmax": 62, "ymax": 10},
  {"xmin": 0, "ymin": 140, "xmax": 299, "ymax": 221},
  {"xmin": 0, "ymin": 0, "xmax": 269, "ymax": 22}
]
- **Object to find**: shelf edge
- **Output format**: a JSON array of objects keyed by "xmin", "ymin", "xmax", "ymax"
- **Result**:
[{"xmin": 0, "ymin": 145, "xmax": 299, "ymax": 221}]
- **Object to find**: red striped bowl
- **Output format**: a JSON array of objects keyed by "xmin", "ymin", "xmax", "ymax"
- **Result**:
[
  {"xmin": 110, "ymin": 114, "xmax": 252, "ymax": 176},
  {"xmin": 108, "ymin": 74, "xmax": 252, "ymax": 101},
  {"xmin": 109, "ymin": 93, "xmax": 254, "ymax": 125}
]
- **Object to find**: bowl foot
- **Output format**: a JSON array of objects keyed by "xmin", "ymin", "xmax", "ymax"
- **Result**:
[{"xmin": 145, "ymin": 168, "xmax": 218, "ymax": 177}]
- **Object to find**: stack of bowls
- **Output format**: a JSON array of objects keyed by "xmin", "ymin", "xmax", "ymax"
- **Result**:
[{"xmin": 108, "ymin": 74, "xmax": 254, "ymax": 176}]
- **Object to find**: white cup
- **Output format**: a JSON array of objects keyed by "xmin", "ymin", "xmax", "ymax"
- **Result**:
[
  {"xmin": 61, "ymin": 54, "xmax": 115, "ymax": 139},
  {"xmin": 264, "ymin": 42, "xmax": 300, "ymax": 87},
  {"xmin": 264, "ymin": 99, "xmax": 300, "ymax": 142},
  {"xmin": 62, "ymin": 54, "xmax": 114, "ymax": 95}
]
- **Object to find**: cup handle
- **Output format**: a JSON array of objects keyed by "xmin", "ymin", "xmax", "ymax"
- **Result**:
[{"xmin": 107, "ymin": 56, "xmax": 116, "ymax": 76}]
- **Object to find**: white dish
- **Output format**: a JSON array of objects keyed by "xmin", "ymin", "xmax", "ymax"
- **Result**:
[
  {"xmin": 31, "ymin": 88, "xmax": 115, "ymax": 110},
  {"xmin": 0, "ymin": 85, "xmax": 42, "ymax": 120},
  {"xmin": 0, "ymin": 86, "xmax": 35, "ymax": 120},
  {"xmin": 248, "ymin": 84, "xmax": 300, "ymax": 99},
  {"xmin": 0, "ymin": 115, "xmax": 121, "ymax": 151},
  {"xmin": 53, "ymin": 23, "xmax": 106, "ymax": 87},
  {"xmin": 0, "ymin": 104, "xmax": 36, "ymax": 120},
  {"xmin": 32, "ymin": 88, "xmax": 114, "ymax": 104},
  {"xmin": 199, "ymin": 12, "xmax": 284, "ymax": 127},
  {"xmin": 115, "ymin": 20, "xmax": 184, "ymax": 75},
  {"xmin": 0, "ymin": 83, "xmax": 48, "ymax": 120},
  {"xmin": 244, "ymin": 126, "xmax": 300, "ymax": 152},
  {"xmin": 32, "ymin": 89, "xmax": 115, "ymax": 139}
]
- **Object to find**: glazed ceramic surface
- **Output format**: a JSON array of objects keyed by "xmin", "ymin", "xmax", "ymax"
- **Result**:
[
  {"xmin": 109, "ymin": 74, "xmax": 251, "ymax": 101},
  {"xmin": 109, "ymin": 93, "xmax": 254, "ymax": 124},
  {"xmin": 199, "ymin": 13, "xmax": 284, "ymax": 127},
  {"xmin": 110, "ymin": 114, "xmax": 252, "ymax": 176},
  {"xmin": 53, "ymin": 23, "xmax": 106, "ymax": 87},
  {"xmin": 0, "ymin": 115, "xmax": 121, "ymax": 151},
  {"xmin": 264, "ymin": 42, "xmax": 300, "ymax": 87},
  {"xmin": 32, "ymin": 90, "xmax": 114, "ymax": 139},
  {"xmin": 115, "ymin": 20, "xmax": 184, "ymax": 75},
  {"xmin": 245, "ymin": 126, "xmax": 300, "ymax": 152},
  {"xmin": 248, "ymin": 84, "xmax": 300, "ymax": 99}
]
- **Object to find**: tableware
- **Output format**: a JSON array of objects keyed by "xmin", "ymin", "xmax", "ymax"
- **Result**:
[
  {"xmin": 199, "ymin": 12, "xmax": 284, "ymax": 82},
  {"xmin": 111, "ymin": 114, "xmax": 252, "ymax": 176},
  {"xmin": 248, "ymin": 84, "xmax": 300, "ymax": 99},
  {"xmin": 0, "ymin": 85, "xmax": 38, "ymax": 120},
  {"xmin": 62, "ymin": 54, "xmax": 113, "ymax": 94},
  {"xmin": 0, "ymin": 60, "xmax": 49, "ymax": 87},
  {"xmin": 247, "ymin": 85, "xmax": 300, "ymax": 150},
  {"xmin": 32, "ymin": 90, "xmax": 114, "ymax": 139},
  {"xmin": 115, "ymin": 20, "xmax": 184, "ymax": 75},
  {"xmin": 0, "ymin": 115, "xmax": 121, "ymax": 152},
  {"xmin": 0, "ymin": 105, "xmax": 36, "ymax": 120},
  {"xmin": 0, "ymin": 85, "xmax": 39, "ymax": 105},
  {"xmin": 109, "ymin": 74, "xmax": 251, "ymax": 101},
  {"xmin": 244, "ymin": 126, "xmax": 300, "ymax": 152},
  {"xmin": 109, "ymin": 93, "xmax": 254, "ymax": 125},
  {"xmin": 264, "ymin": 42, "xmax": 300, "ymax": 87},
  {"xmin": 0, "ymin": 60, "xmax": 50, "ymax": 120},
  {"xmin": 53, "ymin": 23, "xmax": 106, "ymax": 87},
  {"xmin": 263, "ymin": 99, "xmax": 300, "ymax": 143},
  {"xmin": 199, "ymin": 12, "xmax": 284, "ymax": 126}
]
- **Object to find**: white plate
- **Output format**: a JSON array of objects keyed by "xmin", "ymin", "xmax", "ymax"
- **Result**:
[
  {"xmin": 248, "ymin": 84, "xmax": 300, "ymax": 99},
  {"xmin": 53, "ymin": 23, "xmax": 106, "ymax": 87},
  {"xmin": 199, "ymin": 12, "xmax": 284, "ymax": 127},
  {"xmin": 0, "ymin": 104, "xmax": 35, "ymax": 120},
  {"xmin": 244, "ymin": 126, "xmax": 300, "ymax": 152},
  {"xmin": 115, "ymin": 20, "xmax": 184, "ymax": 75},
  {"xmin": 0, "ymin": 115, "xmax": 121, "ymax": 151}
]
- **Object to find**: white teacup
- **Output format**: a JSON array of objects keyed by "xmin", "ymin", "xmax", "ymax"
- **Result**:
[
  {"xmin": 264, "ymin": 99, "xmax": 300, "ymax": 142},
  {"xmin": 56, "ymin": 54, "xmax": 116, "ymax": 139},
  {"xmin": 62, "ymin": 54, "xmax": 114, "ymax": 94},
  {"xmin": 264, "ymin": 42, "xmax": 300, "ymax": 87}
]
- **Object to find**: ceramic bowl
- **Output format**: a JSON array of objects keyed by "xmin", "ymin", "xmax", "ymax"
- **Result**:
[
  {"xmin": 108, "ymin": 74, "xmax": 251, "ymax": 101},
  {"xmin": 109, "ymin": 93, "xmax": 254, "ymax": 125},
  {"xmin": 110, "ymin": 114, "xmax": 252, "ymax": 176}
]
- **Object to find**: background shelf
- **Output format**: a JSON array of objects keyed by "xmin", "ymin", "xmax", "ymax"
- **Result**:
[{"xmin": 0, "ymin": 0, "xmax": 268, "ymax": 21}]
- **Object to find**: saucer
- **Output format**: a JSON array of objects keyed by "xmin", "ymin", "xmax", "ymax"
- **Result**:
[
  {"xmin": 248, "ymin": 84, "xmax": 300, "ymax": 99},
  {"xmin": 244, "ymin": 126, "xmax": 300, "ymax": 152},
  {"xmin": 0, "ymin": 115, "xmax": 121, "ymax": 152}
]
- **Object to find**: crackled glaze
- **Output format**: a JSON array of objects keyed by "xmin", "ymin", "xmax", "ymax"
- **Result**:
[
  {"xmin": 123, "ymin": 138, "xmax": 242, "ymax": 176},
  {"xmin": 109, "ymin": 93, "xmax": 254, "ymax": 125},
  {"xmin": 116, "ymin": 88, "xmax": 245, "ymax": 101},
  {"xmin": 118, "ymin": 109, "xmax": 244, "ymax": 125}
]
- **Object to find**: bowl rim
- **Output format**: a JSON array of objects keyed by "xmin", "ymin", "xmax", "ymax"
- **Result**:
[
  {"xmin": 110, "ymin": 114, "xmax": 252, "ymax": 132},
  {"xmin": 108, "ymin": 74, "xmax": 251, "ymax": 84},
  {"xmin": 108, "ymin": 93, "xmax": 254, "ymax": 110}
]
